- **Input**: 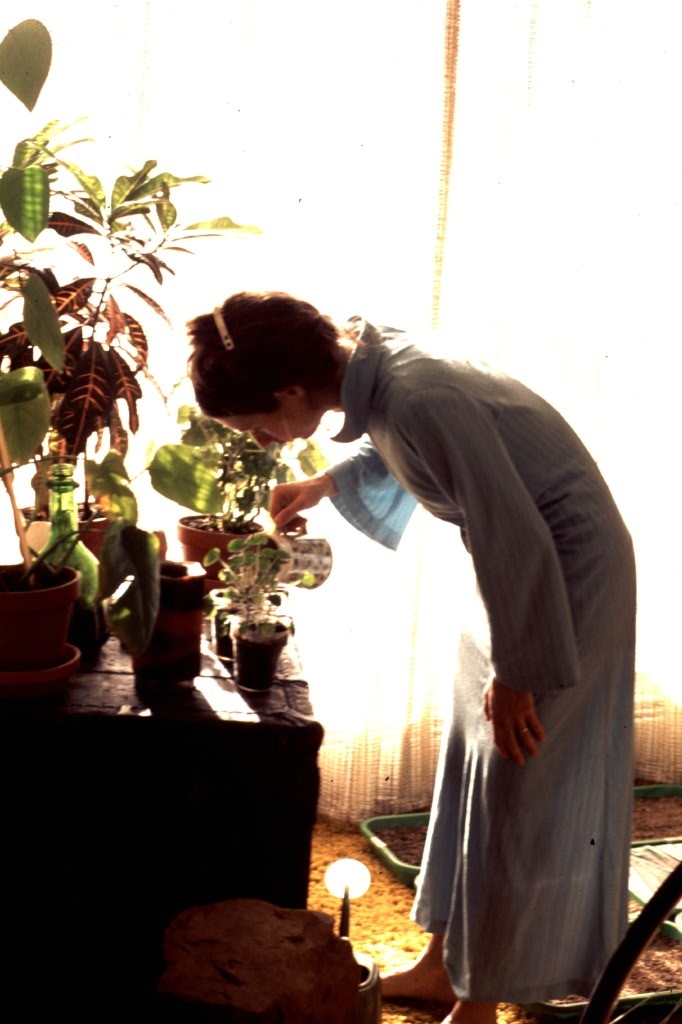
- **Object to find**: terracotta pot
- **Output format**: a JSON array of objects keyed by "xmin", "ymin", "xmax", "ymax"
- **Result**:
[
  {"xmin": 0, "ymin": 565, "xmax": 80, "ymax": 670},
  {"xmin": 133, "ymin": 560, "xmax": 206, "ymax": 689},
  {"xmin": 177, "ymin": 516, "xmax": 264, "ymax": 590},
  {"xmin": 80, "ymin": 517, "xmax": 168, "ymax": 562},
  {"xmin": 79, "ymin": 512, "xmax": 111, "ymax": 557},
  {"xmin": 0, "ymin": 643, "xmax": 81, "ymax": 699}
]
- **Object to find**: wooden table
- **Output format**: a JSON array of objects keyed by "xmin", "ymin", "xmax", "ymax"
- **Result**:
[{"xmin": 0, "ymin": 634, "xmax": 324, "ymax": 1019}]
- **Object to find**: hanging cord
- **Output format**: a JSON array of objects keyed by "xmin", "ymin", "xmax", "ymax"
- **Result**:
[{"xmin": 432, "ymin": 0, "xmax": 462, "ymax": 330}]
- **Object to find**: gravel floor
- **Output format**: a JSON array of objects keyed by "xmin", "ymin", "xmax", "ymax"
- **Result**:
[{"xmin": 307, "ymin": 792, "xmax": 682, "ymax": 1023}]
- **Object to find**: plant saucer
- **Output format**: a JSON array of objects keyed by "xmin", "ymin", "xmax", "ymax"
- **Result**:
[{"xmin": 0, "ymin": 643, "xmax": 81, "ymax": 699}]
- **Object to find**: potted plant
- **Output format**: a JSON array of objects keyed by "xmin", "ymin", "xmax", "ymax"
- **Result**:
[
  {"xmin": 0, "ymin": 21, "xmax": 81, "ymax": 691},
  {"xmin": 147, "ymin": 405, "xmax": 328, "ymax": 584},
  {"xmin": 0, "ymin": 23, "xmax": 164, "ymax": 665},
  {"xmin": 0, "ymin": 367, "xmax": 82, "ymax": 687},
  {"xmin": 0, "ymin": 120, "xmax": 255, "ymax": 528},
  {"xmin": 0, "ymin": 365, "xmax": 160, "ymax": 673},
  {"xmin": 0, "ymin": 20, "xmax": 261, "ymax": 663},
  {"xmin": 205, "ymin": 533, "xmax": 312, "ymax": 691}
]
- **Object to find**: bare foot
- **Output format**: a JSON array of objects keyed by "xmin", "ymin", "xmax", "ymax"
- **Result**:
[{"xmin": 380, "ymin": 934, "xmax": 456, "ymax": 1004}]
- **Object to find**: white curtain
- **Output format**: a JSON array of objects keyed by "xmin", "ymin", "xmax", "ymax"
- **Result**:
[
  {"xmin": 4, "ymin": 1, "xmax": 680, "ymax": 816},
  {"xmin": 437, "ymin": 1, "xmax": 682, "ymax": 712}
]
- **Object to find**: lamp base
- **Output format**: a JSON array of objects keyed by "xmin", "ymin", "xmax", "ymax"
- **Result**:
[{"xmin": 351, "ymin": 951, "xmax": 381, "ymax": 1024}]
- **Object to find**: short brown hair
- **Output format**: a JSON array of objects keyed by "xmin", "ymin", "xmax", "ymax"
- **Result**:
[{"xmin": 188, "ymin": 291, "xmax": 342, "ymax": 417}]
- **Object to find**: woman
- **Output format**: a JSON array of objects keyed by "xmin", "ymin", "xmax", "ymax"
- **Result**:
[{"xmin": 188, "ymin": 290, "xmax": 636, "ymax": 1024}]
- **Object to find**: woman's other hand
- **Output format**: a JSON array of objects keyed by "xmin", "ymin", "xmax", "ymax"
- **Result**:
[
  {"xmin": 269, "ymin": 473, "xmax": 339, "ymax": 529},
  {"xmin": 483, "ymin": 678, "xmax": 546, "ymax": 765}
]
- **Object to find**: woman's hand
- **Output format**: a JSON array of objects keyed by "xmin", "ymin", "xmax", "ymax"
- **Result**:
[
  {"xmin": 269, "ymin": 473, "xmax": 339, "ymax": 529},
  {"xmin": 483, "ymin": 678, "xmax": 546, "ymax": 765}
]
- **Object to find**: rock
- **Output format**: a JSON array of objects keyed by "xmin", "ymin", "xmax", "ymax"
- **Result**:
[{"xmin": 158, "ymin": 898, "xmax": 361, "ymax": 1023}]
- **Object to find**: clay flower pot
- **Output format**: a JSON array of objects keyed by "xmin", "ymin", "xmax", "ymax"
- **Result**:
[
  {"xmin": 0, "ymin": 564, "xmax": 80, "ymax": 670},
  {"xmin": 132, "ymin": 560, "xmax": 206, "ymax": 689},
  {"xmin": 0, "ymin": 643, "xmax": 81, "ymax": 699},
  {"xmin": 178, "ymin": 516, "xmax": 266, "ymax": 589}
]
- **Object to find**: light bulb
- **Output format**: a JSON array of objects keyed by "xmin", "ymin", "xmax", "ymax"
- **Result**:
[{"xmin": 324, "ymin": 858, "xmax": 371, "ymax": 900}]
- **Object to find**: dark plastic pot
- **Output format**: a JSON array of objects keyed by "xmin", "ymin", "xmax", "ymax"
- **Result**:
[
  {"xmin": 234, "ymin": 621, "xmax": 290, "ymax": 691},
  {"xmin": 213, "ymin": 605, "xmax": 234, "ymax": 662}
]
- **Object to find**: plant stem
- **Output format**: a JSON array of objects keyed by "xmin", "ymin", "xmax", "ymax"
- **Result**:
[{"xmin": 0, "ymin": 420, "xmax": 33, "ymax": 572}]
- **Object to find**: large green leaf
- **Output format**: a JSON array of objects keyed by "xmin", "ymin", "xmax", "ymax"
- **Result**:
[
  {"xmin": 84, "ymin": 451, "xmax": 139, "ymax": 525},
  {"xmin": 22, "ymin": 273, "xmax": 65, "ymax": 371},
  {"xmin": 0, "ymin": 165, "xmax": 50, "ymax": 241},
  {"xmin": 126, "ymin": 170, "xmax": 210, "ymax": 204},
  {"xmin": 156, "ymin": 198, "xmax": 177, "ymax": 232},
  {"xmin": 0, "ymin": 20, "xmax": 51, "ymax": 111},
  {"xmin": 0, "ymin": 366, "xmax": 50, "ymax": 464},
  {"xmin": 98, "ymin": 522, "xmax": 160, "ymax": 655},
  {"xmin": 110, "ymin": 160, "xmax": 158, "ymax": 210},
  {"xmin": 148, "ymin": 443, "xmax": 223, "ymax": 515}
]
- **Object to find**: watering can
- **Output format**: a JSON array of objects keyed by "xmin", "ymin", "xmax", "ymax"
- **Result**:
[{"xmin": 270, "ymin": 521, "xmax": 333, "ymax": 589}]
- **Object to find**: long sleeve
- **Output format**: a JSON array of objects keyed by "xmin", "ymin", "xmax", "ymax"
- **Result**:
[{"xmin": 327, "ymin": 440, "xmax": 418, "ymax": 550}]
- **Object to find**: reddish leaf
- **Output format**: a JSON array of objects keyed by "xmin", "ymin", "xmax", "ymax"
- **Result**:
[
  {"xmin": 107, "ymin": 402, "xmax": 129, "ymax": 458},
  {"xmin": 55, "ymin": 278, "xmax": 95, "ymax": 316},
  {"xmin": 0, "ymin": 321, "xmax": 29, "ymax": 361},
  {"xmin": 56, "ymin": 344, "xmax": 114, "ymax": 454},
  {"xmin": 39, "ymin": 326, "xmax": 84, "ymax": 393},
  {"xmin": 70, "ymin": 241, "xmax": 95, "ymax": 266},
  {"xmin": 90, "ymin": 421, "xmax": 106, "ymax": 455},
  {"xmin": 47, "ymin": 211, "xmax": 99, "ymax": 238},
  {"xmin": 123, "ymin": 313, "xmax": 149, "ymax": 368},
  {"xmin": 123, "ymin": 283, "xmax": 171, "ymax": 324},
  {"xmin": 128, "ymin": 251, "xmax": 165, "ymax": 285},
  {"xmin": 110, "ymin": 349, "xmax": 142, "ymax": 434},
  {"xmin": 104, "ymin": 294, "xmax": 125, "ymax": 343}
]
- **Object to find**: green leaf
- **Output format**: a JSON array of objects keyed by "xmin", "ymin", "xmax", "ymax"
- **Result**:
[
  {"xmin": 296, "ymin": 440, "xmax": 329, "ymax": 477},
  {"xmin": 109, "ymin": 203, "xmax": 152, "ymax": 223},
  {"xmin": 11, "ymin": 120, "xmax": 93, "ymax": 170},
  {"xmin": 57, "ymin": 160, "xmax": 106, "ymax": 210},
  {"xmin": 156, "ymin": 198, "xmax": 177, "ymax": 232},
  {"xmin": 0, "ymin": 366, "xmax": 50, "ymax": 464},
  {"xmin": 11, "ymin": 138, "xmax": 41, "ymax": 170},
  {"xmin": 0, "ymin": 165, "xmax": 50, "ymax": 241},
  {"xmin": 98, "ymin": 523, "xmax": 160, "ymax": 655},
  {"xmin": 110, "ymin": 161, "xmax": 158, "ymax": 209},
  {"xmin": 33, "ymin": 117, "xmax": 91, "ymax": 150},
  {"xmin": 0, "ymin": 20, "xmax": 52, "ymax": 111},
  {"xmin": 185, "ymin": 216, "xmax": 261, "ymax": 234},
  {"xmin": 84, "ymin": 451, "xmax": 139, "ymax": 525},
  {"xmin": 22, "ymin": 273, "xmax": 65, "ymax": 371},
  {"xmin": 148, "ymin": 443, "xmax": 223, "ymax": 515},
  {"xmin": 126, "ymin": 171, "xmax": 210, "ymax": 204}
]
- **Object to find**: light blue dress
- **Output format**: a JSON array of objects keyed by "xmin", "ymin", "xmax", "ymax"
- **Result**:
[{"xmin": 328, "ymin": 321, "xmax": 636, "ymax": 1003}]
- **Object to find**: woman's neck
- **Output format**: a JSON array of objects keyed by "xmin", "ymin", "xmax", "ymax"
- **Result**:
[{"xmin": 329, "ymin": 336, "xmax": 356, "ymax": 411}]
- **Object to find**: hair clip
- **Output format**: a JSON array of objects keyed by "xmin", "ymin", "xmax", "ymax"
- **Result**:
[{"xmin": 213, "ymin": 307, "xmax": 235, "ymax": 351}]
